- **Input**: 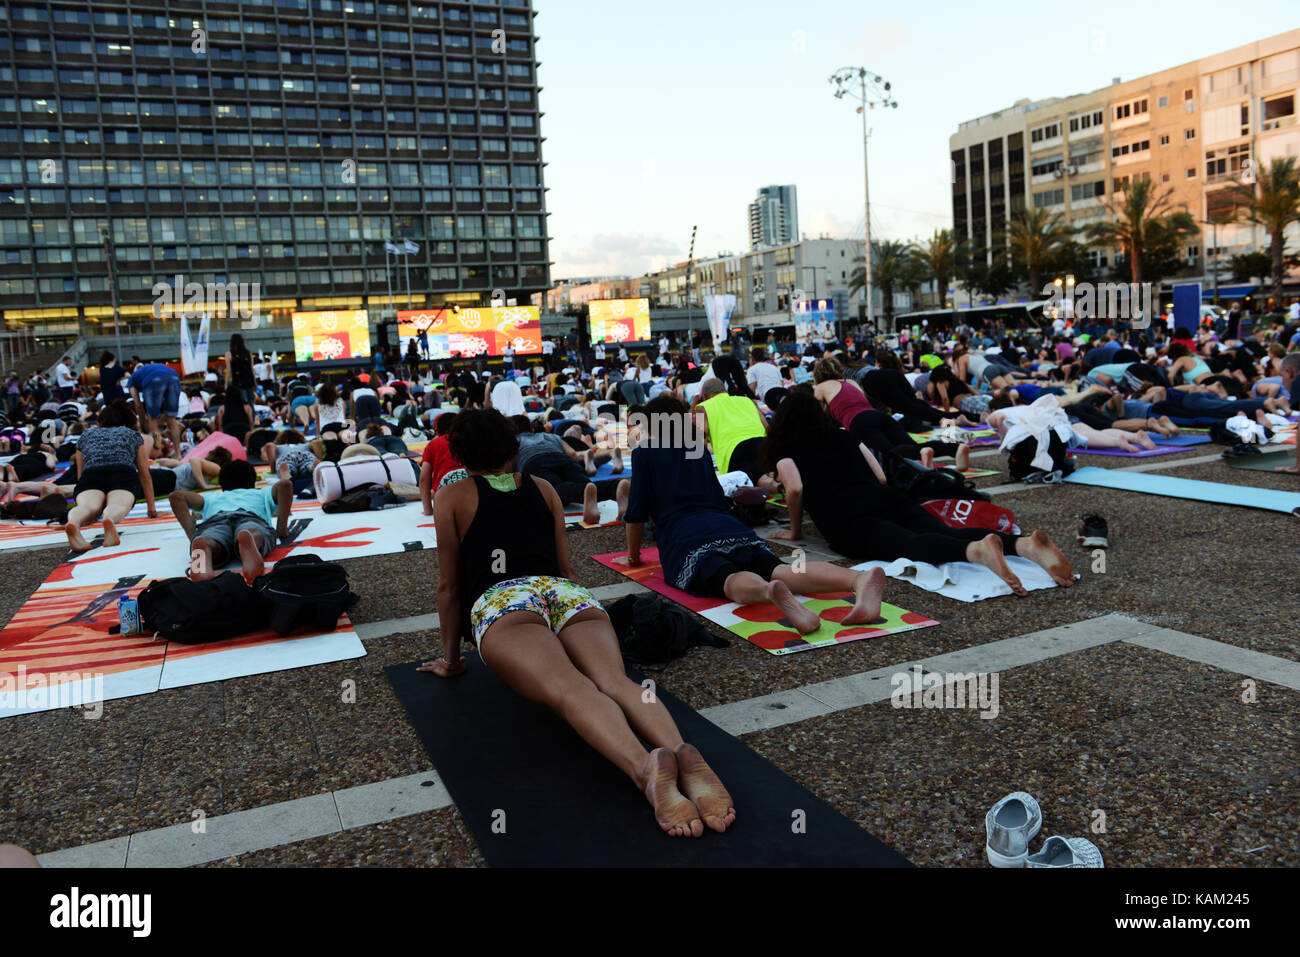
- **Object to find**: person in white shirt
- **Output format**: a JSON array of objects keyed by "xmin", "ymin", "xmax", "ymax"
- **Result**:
[
  {"xmin": 746, "ymin": 346, "xmax": 783, "ymax": 399},
  {"xmin": 54, "ymin": 357, "xmax": 77, "ymax": 401},
  {"xmin": 541, "ymin": 337, "xmax": 556, "ymax": 373},
  {"xmin": 1288, "ymin": 299, "xmax": 1300, "ymax": 322},
  {"xmin": 594, "ymin": 341, "xmax": 606, "ymax": 361},
  {"xmin": 658, "ymin": 334, "xmax": 669, "ymax": 356},
  {"xmin": 488, "ymin": 376, "xmax": 525, "ymax": 417},
  {"xmin": 503, "ymin": 343, "xmax": 516, "ymax": 370}
]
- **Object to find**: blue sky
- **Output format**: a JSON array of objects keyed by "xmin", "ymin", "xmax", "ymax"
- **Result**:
[{"xmin": 533, "ymin": 1, "xmax": 1299, "ymax": 279}]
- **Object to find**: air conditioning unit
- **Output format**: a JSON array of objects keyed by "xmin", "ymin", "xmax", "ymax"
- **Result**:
[{"xmin": 1053, "ymin": 168, "xmax": 1064, "ymax": 179}]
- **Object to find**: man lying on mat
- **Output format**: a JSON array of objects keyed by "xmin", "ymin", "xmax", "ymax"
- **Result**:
[
  {"xmin": 419, "ymin": 408, "xmax": 734, "ymax": 839},
  {"xmin": 623, "ymin": 393, "xmax": 888, "ymax": 632},
  {"xmin": 169, "ymin": 459, "xmax": 293, "ymax": 586}
]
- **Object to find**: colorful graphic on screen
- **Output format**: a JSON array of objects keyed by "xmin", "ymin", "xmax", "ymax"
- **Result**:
[
  {"xmin": 397, "ymin": 306, "xmax": 542, "ymax": 359},
  {"xmin": 292, "ymin": 310, "xmax": 372, "ymax": 363},
  {"xmin": 588, "ymin": 298, "xmax": 652, "ymax": 344},
  {"xmin": 793, "ymin": 299, "xmax": 835, "ymax": 345}
]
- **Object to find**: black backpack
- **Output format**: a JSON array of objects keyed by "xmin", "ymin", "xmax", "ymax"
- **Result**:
[
  {"xmin": 604, "ymin": 594, "xmax": 729, "ymax": 665},
  {"xmin": 1006, "ymin": 431, "xmax": 1075, "ymax": 481},
  {"xmin": 889, "ymin": 456, "xmax": 989, "ymax": 502},
  {"xmin": 253, "ymin": 554, "xmax": 358, "ymax": 637},
  {"xmin": 138, "ymin": 572, "xmax": 269, "ymax": 644}
]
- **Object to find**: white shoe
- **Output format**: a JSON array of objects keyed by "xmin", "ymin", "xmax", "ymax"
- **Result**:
[
  {"xmin": 1027, "ymin": 835, "xmax": 1104, "ymax": 868},
  {"xmin": 985, "ymin": 791, "xmax": 1042, "ymax": 868}
]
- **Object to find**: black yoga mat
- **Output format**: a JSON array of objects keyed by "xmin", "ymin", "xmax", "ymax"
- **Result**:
[{"xmin": 386, "ymin": 658, "xmax": 912, "ymax": 868}]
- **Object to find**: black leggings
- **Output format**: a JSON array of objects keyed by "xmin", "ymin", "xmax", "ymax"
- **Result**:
[
  {"xmin": 846, "ymin": 410, "xmax": 959, "ymax": 462},
  {"xmin": 858, "ymin": 369, "xmax": 944, "ymax": 427},
  {"xmin": 526, "ymin": 461, "xmax": 620, "ymax": 506},
  {"xmin": 822, "ymin": 483, "xmax": 1018, "ymax": 565},
  {"xmin": 1061, "ymin": 402, "xmax": 1112, "ymax": 431}
]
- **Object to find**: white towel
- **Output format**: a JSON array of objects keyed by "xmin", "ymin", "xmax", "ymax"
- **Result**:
[
  {"xmin": 851, "ymin": 556, "xmax": 1060, "ymax": 603},
  {"xmin": 996, "ymin": 394, "xmax": 1076, "ymax": 472}
]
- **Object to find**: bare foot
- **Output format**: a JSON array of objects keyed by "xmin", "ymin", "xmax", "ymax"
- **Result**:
[
  {"xmin": 1016, "ymin": 529, "xmax": 1075, "ymax": 587},
  {"xmin": 955, "ymin": 445, "xmax": 971, "ymax": 471},
  {"xmin": 841, "ymin": 567, "xmax": 886, "ymax": 625},
  {"xmin": 583, "ymin": 449, "xmax": 597, "ymax": 477},
  {"xmin": 966, "ymin": 534, "xmax": 1027, "ymax": 596},
  {"xmin": 278, "ymin": 461, "xmax": 291, "ymax": 482},
  {"xmin": 919, "ymin": 447, "xmax": 935, "ymax": 468},
  {"xmin": 611, "ymin": 449, "xmax": 624, "ymax": 474},
  {"xmin": 615, "ymin": 478, "xmax": 630, "ymax": 523},
  {"xmin": 102, "ymin": 517, "xmax": 119, "ymax": 548},
  {"xmin": 675, "ymin": 743, "xmax": 735, "ymax": 833},
  {"xmin": 1159, "ymin": 416, "xmax": 1180, "ymax": 437},
  {"xmin": 65, "ymin": 521, "xmax": 90, "ymax": 554},
  {"xmin": 767, "ymin": 579, "xmax": 821, "ymax": 634},
  {"xmin": 189, "ymin": 543, "xmax": 219, "ymax": 582},
  {"xmin": 1134, "ymin": 429, "xmax": 1157, "ymax": 450},
  {"xmin": 638, "ymin": 748, "xmax": 703, "ymax": 838},
  {"xmin": 236, "ymin": 530, "xmax": 265, "ymax": 586},
  {"xmin": 582, "ymin": 482, "xmax": 600, "ymax": 525}
]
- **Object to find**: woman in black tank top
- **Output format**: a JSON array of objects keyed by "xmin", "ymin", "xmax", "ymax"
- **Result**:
[{"xmin": 418, "ymin": 409, "xmax": 736, "ymax": 839}]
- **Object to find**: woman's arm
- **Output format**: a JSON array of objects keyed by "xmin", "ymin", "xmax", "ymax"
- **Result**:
[
  {"xmin": 535, "ymin": 476, "xmax": 577, "ymax": 579},
  {"xmin": 423, "ymin": 491, "xmax": 466, "ymax": 676},
  {"xmin": 224, "ymin": 354, "xmax": 232, "ymax": 388},
  {"xmin": 626, "ymin": 521, "xmax": 644, "ymax": 565},
  {"xmin": 137, "ymin": 444, "xmax": 157, "ymax": 517},
  {"xmin": 419, "ymin": 461, "xmax": 434, "ymax": 516},
  {"xmin": 771, "ymin": 457, "xmax": 804, "ymax": 540},
  {"xmin": 860, "ymin": 443, "xmax": 887, "ymax": 485}
]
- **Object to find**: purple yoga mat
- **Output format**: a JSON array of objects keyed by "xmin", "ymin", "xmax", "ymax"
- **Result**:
[{"xmin": 1073, "ymin": 444, "xmax": 1200, "ymax": 458}]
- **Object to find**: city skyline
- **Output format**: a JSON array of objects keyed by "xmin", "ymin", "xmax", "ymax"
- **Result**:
[{"xmin": 537, "ymin": 0, "xmax": 1300, "ymax": 280}]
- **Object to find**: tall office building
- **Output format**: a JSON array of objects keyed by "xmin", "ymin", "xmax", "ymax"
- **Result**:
[
  {"xmin": 0, "ymin": 0, "xmax": 550, "ymax": 341},
  {"xmin": 748, "ymin": 184, "xmax": 798, "ymax": 250},
  {"xmin": 950, "ymin": 29, "xmax": 1299, "ymax": 292}
]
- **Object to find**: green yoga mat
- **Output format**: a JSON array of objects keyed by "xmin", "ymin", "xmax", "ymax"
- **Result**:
[
  {"xmin": 1225, "ymin": 449, "xmax": 1300, "ymax": 472},
  {"xmin": 1064, "ymin": 466, "xmax": 1300, "ymax": 514}
]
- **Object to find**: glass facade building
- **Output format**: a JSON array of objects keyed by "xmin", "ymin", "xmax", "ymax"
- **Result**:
[{"xmin": 0, "ymin": 0, "xmax": 550, "ymax": 339}]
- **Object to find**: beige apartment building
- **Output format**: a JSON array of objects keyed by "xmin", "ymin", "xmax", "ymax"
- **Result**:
[{"xmin": 951, "ymin": 28, "xmax": 1300, "ymax": 298}]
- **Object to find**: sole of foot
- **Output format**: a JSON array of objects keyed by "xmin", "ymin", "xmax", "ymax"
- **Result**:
[
  {"xmin": 675, "ymin": 743, "xmax": 736, "ymax": 833},
  {"xmin": 1019, "ymin": 529, "xmax": 1075, "ymax": 587},
  {"xmin": 102, "ymin": 518, "xmax": 119, "ymax": 548},
  {"xmin": 768, "ymin": 579, "xmax": 821, "ymax": 634},
  {"xmin": 236, "ymin": 529, "xmax": 265, "ymax": 586},
  {"xmin": 968, "ymin": 534, "xmax": 1026, "ymax": 596},
  {"xmin": 582, "ymin": 484, "xmax": 600, "ymax": 525},
  {"xmin": 64, "ymin": 522, "xmax": 90, "ymax": 554},
  {"xmin": 641, "ymin": 748, "xmax": 704, "ymax": 838},
  {"xmin": 841, "ymin": 567, "xmax": 886, "ymax": 626}
]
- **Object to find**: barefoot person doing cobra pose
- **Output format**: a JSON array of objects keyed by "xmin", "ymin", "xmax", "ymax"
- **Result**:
[
  {"xmin": 765, "ymin": 393, "xmax": 1075, "ymax": 595},
  {"xmin": 421, "ymin": 408, "xmax": 734, "ymax": 838}
]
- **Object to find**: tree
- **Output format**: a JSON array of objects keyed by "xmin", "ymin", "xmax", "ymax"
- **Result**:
[
  {"xmin": 848, "ymin": 239, "xmax": 924, "ymax": 330},
  {"xmin": 1225, "ymin": 156, "xmax": 1300, "ymax": 306},
  {"xmin": 1087, "ymin": 178, "xmax": 1200, "ymax": 285},
  {"xmin": 1007, "ymin": 208, "xmax": 1072, "ymax": 296},
  {"xmin": 1229, "ymin": 249, "xmax": 1300, "ymax": 284},
  {"xmin": 910, "ymin": 229, "xmax": 963, "ymax": 308},
  {"xmin": 969, "ymin": 259, "xmax": 1018, "ymax": 302}
]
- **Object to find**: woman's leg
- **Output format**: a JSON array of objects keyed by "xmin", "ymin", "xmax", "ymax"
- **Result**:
[
  {"xmin": 65, "ymin": 489, "xmax": 106, "ymax": 552},
  {"xmin": 770, "ymin": 561, "xmax": 885, "ymax": 625},
  {"xmin": 556, "ymin": 606, "xmax": 736, "ymax": 832},
  {"xmin": 481, "ymin": 610, "xmax": 704, "ymax": 838},
  {"xmin": 100, "ymin": 489, "xmax": 137, "ymax": 547}
]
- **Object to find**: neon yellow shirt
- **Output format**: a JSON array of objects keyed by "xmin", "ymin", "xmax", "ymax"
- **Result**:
[{"xmin": 701, "ymin": 393, "xmax": 765, "ymax": 472}]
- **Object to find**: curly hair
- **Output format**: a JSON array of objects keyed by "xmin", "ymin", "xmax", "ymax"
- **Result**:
[{"xmin": 449, "ymin": 408, "xmax": 519, "ymax": 472}]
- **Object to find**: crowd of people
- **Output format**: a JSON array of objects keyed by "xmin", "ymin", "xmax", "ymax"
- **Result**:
[{"xmin": 3, "ymin": 305, "xmax": 1298, "ymax": 838}]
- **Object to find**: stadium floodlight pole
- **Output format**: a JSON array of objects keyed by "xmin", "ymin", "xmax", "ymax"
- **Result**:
[{"xmin": 830, "ymin": 67, "xmax": 897, "ymax": 333}]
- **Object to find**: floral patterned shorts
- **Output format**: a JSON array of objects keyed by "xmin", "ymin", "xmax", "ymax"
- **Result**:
[
  {"xmin": 470, "ymin": 575, "xmax": 604, "ymax": 646},
  {"xmin": 438, "ymin": 468, "xmax": 468, "ymax": 490}
]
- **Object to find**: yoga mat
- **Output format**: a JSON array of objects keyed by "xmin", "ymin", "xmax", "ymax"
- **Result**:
[
  {"xmin": 1224, "ymin": 450, "xmax": 1300, "ymax": 472},
  {"xmin": 1151, "ymin": 434, "xmax": 1213, "ymax": 447},
  {"xmin": 1064, "ymin": 466, "xmax": 1300, "ymax": 515},
  {"xmin": 850, "ymin": 557, "xmax": 1064, "ymax": 603},
  {"xmin": 0, "ymin": 576, "xmax": 363, "ymax": 718},
  {"xmin": 1074, "ymin": 443, "xmax": 1202, "ymax": 458},
  {"xmin": 385, "ymin": 659, "xmax": 912, "ymax": 867},
  {"xmin": 593, "ymin": 549, "xmax": 939, "ymax": 656}
]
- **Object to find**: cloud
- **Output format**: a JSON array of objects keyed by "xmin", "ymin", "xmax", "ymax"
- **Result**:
[{"xmin": 551, "ymin": 232, "xmax": 684, "ymax": 279}]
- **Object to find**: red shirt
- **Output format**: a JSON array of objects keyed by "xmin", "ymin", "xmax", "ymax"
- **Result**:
[{"xmin": 421, "ymin": 435, "xmax": 461, "ymax": 488}]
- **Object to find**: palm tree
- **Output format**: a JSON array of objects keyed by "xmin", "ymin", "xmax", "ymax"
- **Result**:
[
  {"xmin": 1225, "ymin": 156, "xmax": 1300, "ymax": 306},
  {"xmin": 1007, "ymin": 209, "xmax": 1072, "ymax": 296},
  {"xmin": 910, "ymin": 229, "xmax": 963, "ymax": 308},
  {"xmin": 1087, "ymin": 178, "xmax": 1199, "ymax": 285},
  {"xmin": 848, "ymin": 239, "xmax": 923, "ymax": 331}
]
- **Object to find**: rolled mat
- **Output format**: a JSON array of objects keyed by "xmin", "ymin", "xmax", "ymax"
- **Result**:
[
  {"xmin": 1063, "ymin": 466, "xmax": 1300, "ymax": 515},
  {"xmin": 385, "ymin": 659, "xmax": 912, "ymax": 867}
]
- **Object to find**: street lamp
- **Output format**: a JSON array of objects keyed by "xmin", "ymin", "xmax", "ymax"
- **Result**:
[
  {"xmin": 1199, "ymin": 218, "xmax": 1221, "ymax": 305},
  {"xmin": 830, "ymin": 67, "xmax": 897, "ymax": 333}
]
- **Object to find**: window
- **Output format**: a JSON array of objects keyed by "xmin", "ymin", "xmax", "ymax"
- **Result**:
[
  {"xmin": 1157, "ymin": 96, "xmax": 1169, "ymax": 108},
  {"xmin": 1186, "ymin": 168, "xmax": 1197, "ymax": 179},
  {"xmin": 1184, "ymin": 128, "xmax": 1195, "ymax": 140},
  {"xmin": 1159, "ymin": 134, "xmax": 1170, "ymax": 146}
]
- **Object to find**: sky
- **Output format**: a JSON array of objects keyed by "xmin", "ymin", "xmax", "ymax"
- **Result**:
[{"xmin": 532, "ymin": 0, "xmax": 1299, "ymax": 280}]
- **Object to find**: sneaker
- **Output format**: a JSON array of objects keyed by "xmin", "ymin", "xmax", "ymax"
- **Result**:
[
  {"xmin": 985, "ymin": 791, "xmax": 1043, "ymax": 868},
  {"xmin": 1077, "ymin": 513, "xmax": 1108, "ymax": 549},
  {"xmin": 1027, "ymin": 835, "xmax": 1104, "ymax": 868}
]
